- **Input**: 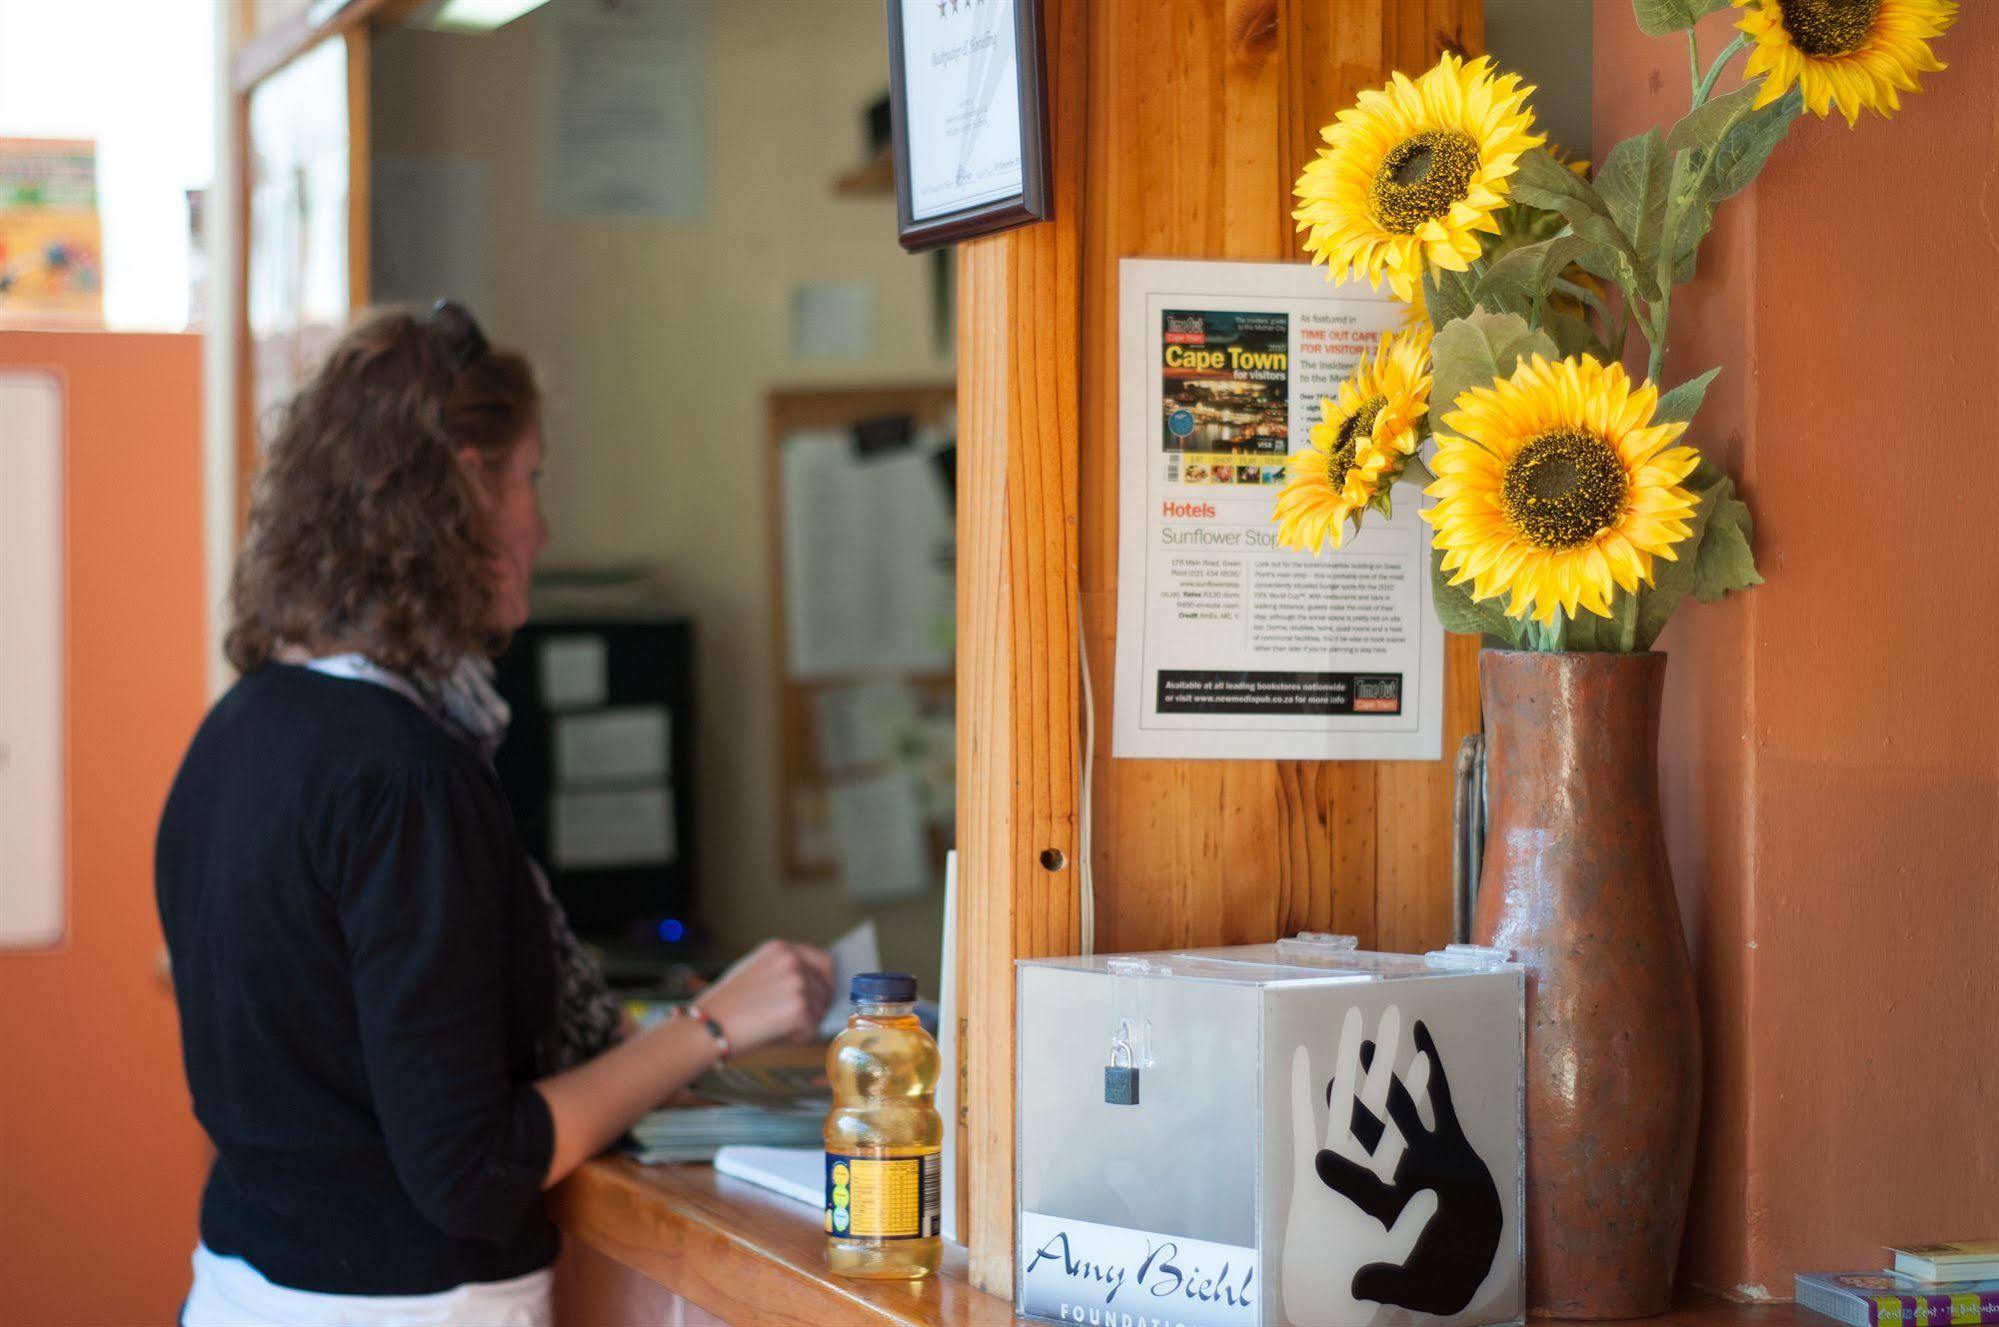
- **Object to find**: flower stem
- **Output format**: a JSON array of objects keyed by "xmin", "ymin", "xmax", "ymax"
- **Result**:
[
  {"xmin": 1692, "ymin": 32, "xmax": 1753, "ymax": 108},
  {"xmin": 1647, "ymin": 292, "xmax": 1670, "ymax": 384}
]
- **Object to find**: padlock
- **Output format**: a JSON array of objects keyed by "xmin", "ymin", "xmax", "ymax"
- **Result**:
[{"xmin": 1103, "ymin": 1038, "xmax": 1140, "ymax": 1106}]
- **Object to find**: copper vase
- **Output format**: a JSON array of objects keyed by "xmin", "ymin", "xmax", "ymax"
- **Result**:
[{"xmin": 1472, "ymin": 650, "xmax": 1700, "ymax": 1319}]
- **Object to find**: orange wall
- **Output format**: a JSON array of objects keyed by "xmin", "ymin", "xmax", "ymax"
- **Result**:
[
  {"xmin": 1594, "ymin": 2, "xmax": 1999, "ymax": 1297},
  {"xmin": 0, "ymin": 332, "xmax": 211, "ymax": 1325}
]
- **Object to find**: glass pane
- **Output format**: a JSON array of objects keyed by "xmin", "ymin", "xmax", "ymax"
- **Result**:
[
  {"xmin": 0, "ymin": 0, "xmax": 214, "ymax": 330},
  {"xmin": 247, "ymin": 35, "xmax": 350, "ymax": 449}
]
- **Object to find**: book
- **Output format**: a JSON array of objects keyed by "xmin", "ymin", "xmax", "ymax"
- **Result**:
[
  {"xmin": 713, "ymin": 1145, "xmax": 822, "ymax": 1209},
  {"xmin": 1796, "ymin": 1271, "xmax": 1999, "ymax": 1326},
  {"xmin": 1895, "ymin": 1243, "xmax": 1999, "ymax": 1283}
]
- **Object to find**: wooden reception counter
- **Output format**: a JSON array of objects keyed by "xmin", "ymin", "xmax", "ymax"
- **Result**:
[
  {"xmin": 549, "ymin": 1157, "xmax": 1028, "ymax": 1327},
  {"xmin": 548, "ymin": 1155, "xmax": 1811, "ymax": 1327}
]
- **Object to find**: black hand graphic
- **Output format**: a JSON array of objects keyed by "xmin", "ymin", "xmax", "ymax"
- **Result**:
[{"xmin": 1313, "ymin": 1020, "xmax": 1502, "ymax": 1315}]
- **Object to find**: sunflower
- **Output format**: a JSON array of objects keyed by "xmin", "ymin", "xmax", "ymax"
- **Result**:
[
  {"xmin": 1424, "ymin": 354, "xmax": 1700, "ymax": 623},
  {"xmin": 1734, "ymin": 0, "xmax": 1957, "ymax": 125},
  {"xmin": 1293, "ymin": 54, "xmax": 1543, "ymax": 303},
  {"xmin": 1274, "ymin": 328, "xmax": 1433, "ymax": 553}
]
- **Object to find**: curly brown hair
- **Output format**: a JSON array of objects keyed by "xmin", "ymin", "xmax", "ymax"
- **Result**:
[{"xmin": 225, "ymin": 306, "xmax": 540, "ymax": 680}]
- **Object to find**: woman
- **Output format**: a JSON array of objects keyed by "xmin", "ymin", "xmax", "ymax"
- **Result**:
[{"xmin": 157, "ymin": 303, "xmax": 832, "ymax": 1326}]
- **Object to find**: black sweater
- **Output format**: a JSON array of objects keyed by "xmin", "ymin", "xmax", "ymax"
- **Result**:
[{"xmin": 156, "ymin": 664, "xmax": 559, "ymax": 1295}]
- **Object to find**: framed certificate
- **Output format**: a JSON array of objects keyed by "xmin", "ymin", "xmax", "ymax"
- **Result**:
[{"xmin": 885, "ymin": 0, "xmax": 1049, "ymax": 252}]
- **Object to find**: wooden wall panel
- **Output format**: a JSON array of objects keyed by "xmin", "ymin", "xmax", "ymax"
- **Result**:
[
  {"xmin": 957, "ymin": 0, "xmax": 1482, "ymax": 1295},
  {"xmin": 1078, "ymin": 0, "xmax": 1484, "ymax": 958}
]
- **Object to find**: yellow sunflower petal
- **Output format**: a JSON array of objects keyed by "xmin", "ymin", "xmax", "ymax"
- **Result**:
[
  {"xmin": 1294, "ymin": 53, "xmax": 1544, "ymax": 294},
  {"xmin": 1731, "ymin": 0, "xmax": 1958, "ymax": 124},
  {"xmin": 1424, "ymin": 351, "xmax": 1704, "ymax": 623}
]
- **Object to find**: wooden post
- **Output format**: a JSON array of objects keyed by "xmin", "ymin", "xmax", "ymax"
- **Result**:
[
  {"xmin": 952, "ymin": 0, "xmax": 1087, "ymax": 1293},
  {"xmin": 954, "ymin": 0, "xmax": 1482, "ymax": 1298}
]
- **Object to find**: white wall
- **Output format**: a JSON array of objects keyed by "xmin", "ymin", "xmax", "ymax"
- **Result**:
[{"xmin": 372, "ymin": 0, "xmax": 952, "ymax": 986}]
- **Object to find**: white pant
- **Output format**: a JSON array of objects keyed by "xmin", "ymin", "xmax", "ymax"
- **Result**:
[{"xmin": 181, "ymin": 1244, "xmax": 553, "ymax": 1327}]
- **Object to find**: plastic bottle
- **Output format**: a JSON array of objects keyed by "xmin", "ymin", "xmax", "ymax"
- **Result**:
[{"xmin": 823, "ymin": 971, "xmax": 943, "ymax": 1279}]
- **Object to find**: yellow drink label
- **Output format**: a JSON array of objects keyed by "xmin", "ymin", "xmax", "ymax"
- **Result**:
[{"xmin": 825, "ymin": 1151, "xmax": 939, "ymax": 1240}]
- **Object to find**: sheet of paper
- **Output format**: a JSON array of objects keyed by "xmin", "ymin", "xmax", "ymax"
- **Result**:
[
  {"xmin": 1112, "ymin": 259, "xmax": 1445, "ymax": 762},
  {"xmin": 369, "ymin": 155, "xmax": 492, "ymax": 316},
  {"xmin": 713, "ymin": 1145, "xmax": 822, "ymax": 1209},
  {"xmin": 810, "ymin": 681, "xmax": 918, "ymax": 773},
  {"xmin": 551, "ymin": 785, "xmax": 676, "ymax": 869},
  {"xmin": 537, "ymin": 633, "xmax": 608, "ymax": 711},
  {"xmin": 790, "ymin": 280, "xmax": 873, "ymax": 360},
  {"xmin": 896, "ymin": 0, "xmax": 1026, "ymax": 222},
  {"xmin": 555, "ymin": 706, "xmax": 669, "ymax": 785},
  {"xmin": 817, "ymin": 918, "xmax": 883, "ymax": 1039},
  {"xmin": 827, "ymin": 772, "xmax": 930, "ymax": 902},
  {"xmin": 537, "ymin": 0, "xmax": 707, "ymax": 220},
  {"xmin": 780, "ymin": 432, "xmax": 954, "ymax": 680},
  {"xmin": 788, "ymin": 785, "xmax": 836, "ymax": 869},
  {"xmin": 0, "ymin": 371, "xmax": 65, "ymax": 948}
]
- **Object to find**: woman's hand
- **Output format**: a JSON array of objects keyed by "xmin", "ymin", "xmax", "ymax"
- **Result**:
[{"xmin": 698, "ymin": 939, "xmax": 836, "ymax": 1054}]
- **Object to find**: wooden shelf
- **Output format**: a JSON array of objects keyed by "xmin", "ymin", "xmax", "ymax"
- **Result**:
[{"xmin": 550, "ymin": 1155, "xmax": 1809, "ymax": 1327}]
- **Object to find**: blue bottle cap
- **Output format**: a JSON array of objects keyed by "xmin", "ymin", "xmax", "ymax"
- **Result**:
[{"xmin": 851, "ymin": 971, "xmax": 918, "ymax": 1003}]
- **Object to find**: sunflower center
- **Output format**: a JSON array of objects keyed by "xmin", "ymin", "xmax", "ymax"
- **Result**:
[
  {"xmin": 1502, "ymin": 428, "xmax": 1628, "ymax": 549},
  {"xmin": 1774, "ymin": 0, "xmax": 1881, "ymax": 57},
  {"xmin": 1327, "ymin": 397, "xmax": 1387, "ymax": 486},
  {"xmin": 1369, "ymin": 131, "xmax": 1481, "ymax": 235}
]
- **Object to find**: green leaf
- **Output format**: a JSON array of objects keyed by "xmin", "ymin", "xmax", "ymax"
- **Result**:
[
  {"xmin": 1510, "ymin": 150, "xmax": 1657, "ymax": 301},
  {"xmin": 1666, "ymin": 81, "xmax": 1762, "ymax": 161},
  {"xmin": 1690, "ymin": 473, "xmax": 1763, "ymax": 603},
  {"xmin": 1613, "ymin": 459, "xmax": 1762, "ymax": 648},
  {"xmin": 1662, "ymin": 86, "xmax": 1801, "ymax": 284},
  {"xmin": 1561, "ymin": 588, "xmax": 1642, "ymax": 654},
  {"xmin": 1631, "ymin": 0, "xmax": 1730, "ymax": 36},
  {"xmin": 1508, "ymin": 151, "xmax": 1620, "ymax": 237},
  {"xmin": 1429, "ymin": 309, "xmax": 1559, "ymax": 431},
  {"xmin": 1422, "ymin": 266, "xmax": 1474, "ymax": 328},
  {"xmin": 1430, "ymin": 545, "xmax": 1525, "ymax": 647},
  {"xmin": 1705, "ymin": 85, "xmax": 1802, "ymax": 200},
  {"xmin": 1655, "ymin": 366, "xmax": 1721, "ymax": 424},
  {"xmin": 1542, "ymin": 309, "xmax": 1607, "ymax": 360},
  {"xmin": 1594, "ymin": 130, "xmax": 1671, "ymax": 269},
  {"xmin": 1473, "ymin": 233, "xmax": 1592, "ymax": 317}
]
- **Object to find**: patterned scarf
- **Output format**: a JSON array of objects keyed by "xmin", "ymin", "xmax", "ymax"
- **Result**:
[{"xmin": 299, "ymin": 652, "xmax": 627, "ymax": 1074}]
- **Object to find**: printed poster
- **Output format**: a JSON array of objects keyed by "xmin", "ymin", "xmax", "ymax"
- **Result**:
[{"xmin": 1113, "ymin": 259, "xmax": 1444, "ymax": 761}]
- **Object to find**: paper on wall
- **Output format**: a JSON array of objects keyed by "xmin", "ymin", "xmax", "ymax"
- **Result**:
[
  {"xmin": 552, "ymin": 785, "xmax": 676, "ymax": 869},
  {"xmin": 790, "ymin": 281, "xmax": 873, "ymax": 361},
  {"xmin": 555, "ymin": 706, "xmax": 669, "ymax": 785},
  {"xmin": 537, "ymin": 633, "xmax": 608, "ymax": 711},
  {"xmin": 536, "ymin": 0, "xmax": 708, "ymax": 220},
  {"xmin": 0, "ymin": 371, "xmax": 64, "ymax": 949},
  {"xmin": 897, "ymin": 0, "xmax": 1025, "ymax": 223},
  {"xmin": 1112, "ymin": 259, "xmax": 1445, "ymax": 762},
  {"xmin": 826, "ymin": 771, "xmax": 930, "ymax": 902},
  {"xmin": 779, "ymin": 432, "xmax": 953, "ymax": 680},
  {"xmin": 788, "ymin": 785, "xmax": 836, "ymax": 869},
  {"xmin": 810, "ymin": 681, "xmax": 918, "ymax": 773}
]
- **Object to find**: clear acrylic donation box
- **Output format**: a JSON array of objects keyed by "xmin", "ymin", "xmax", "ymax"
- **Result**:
[{"xmin": 1015, "ymin": 937, "xmax": 1525, "ymax": 1327}]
